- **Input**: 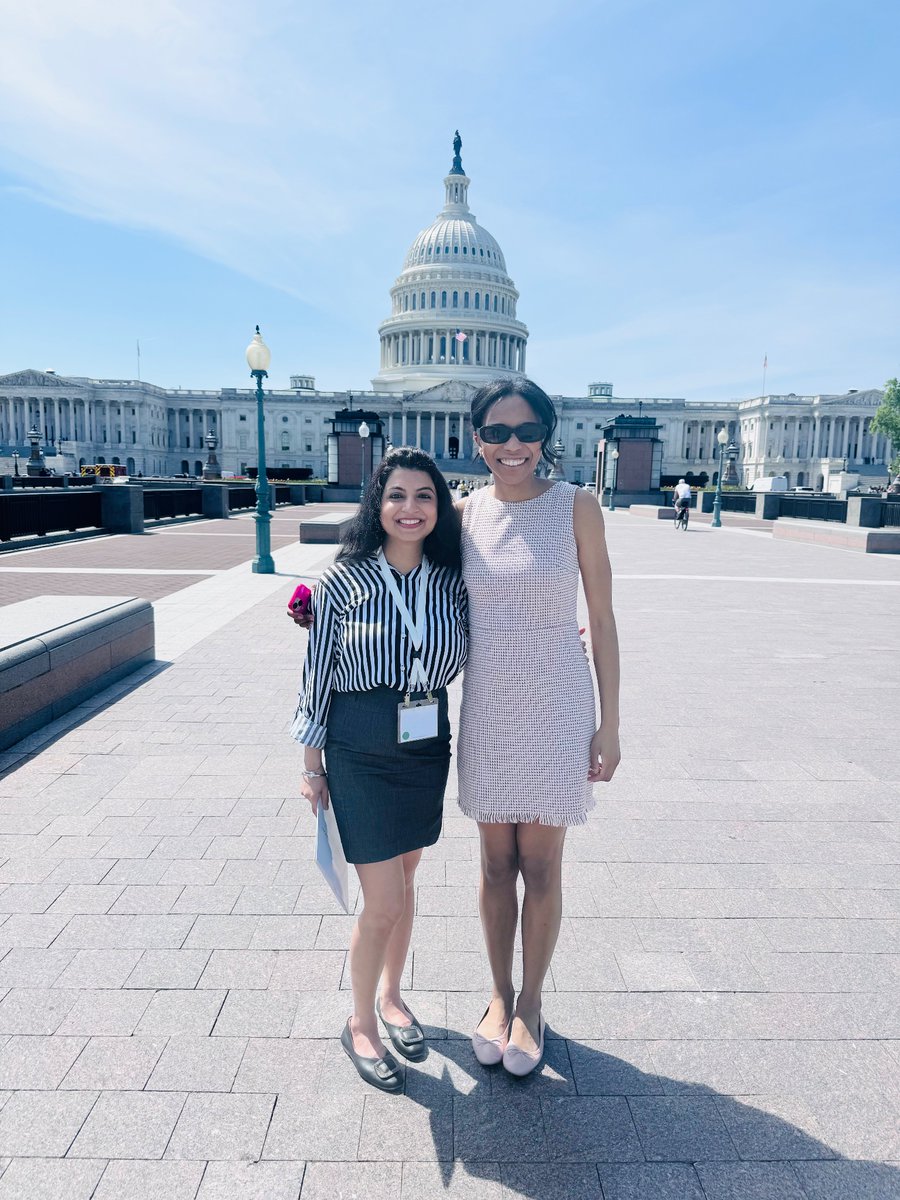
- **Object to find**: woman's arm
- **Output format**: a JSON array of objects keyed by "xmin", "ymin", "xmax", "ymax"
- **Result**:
[
  {"xmin": 573, "ymin": 488, "xmax": 621, "ymax": 782},
  {"xmin": 291, "ymin": 581, "xmax": 340, "ymax": 811}
]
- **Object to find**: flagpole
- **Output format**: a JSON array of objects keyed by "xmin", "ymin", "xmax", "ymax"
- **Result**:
[
  {"xmin": 137, "ymin": 339, "xmax": 142, "ymax": 383},
  {"xmin": 762, "ymin": 354, "xmax": 767, "ymax": 398}
]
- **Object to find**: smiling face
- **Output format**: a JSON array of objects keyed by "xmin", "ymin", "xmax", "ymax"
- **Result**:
[
  {"xmin": 379, "ymin": 468, "xmax": 439, "ymax": 546},
  {"xmin": 474, "ymin": 393, "xmax": 545, "ymax": 487}
]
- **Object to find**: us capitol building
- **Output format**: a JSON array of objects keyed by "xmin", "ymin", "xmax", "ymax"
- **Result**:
[{"xmin": 0, "ymin": 135, "xmax": 892, "ymax": 490}]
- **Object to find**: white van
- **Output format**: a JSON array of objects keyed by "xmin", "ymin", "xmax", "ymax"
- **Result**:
[{"xmin": 751, "ymin": 476, "xmax": 788, "ymax": 493}]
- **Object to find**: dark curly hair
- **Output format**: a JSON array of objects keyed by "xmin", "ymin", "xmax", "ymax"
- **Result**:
[
  {"xmin": 471, "ymin": 377, "xmax": 559, "ymax": 467},
  {"xmin": 337, "ymin": 447, "xmax": 461, "ymax": 570}
]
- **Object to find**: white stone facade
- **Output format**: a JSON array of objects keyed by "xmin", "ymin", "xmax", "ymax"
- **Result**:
[{"xmin": 0, "ymin": 140, "xmax": 892, "ymax": 487}]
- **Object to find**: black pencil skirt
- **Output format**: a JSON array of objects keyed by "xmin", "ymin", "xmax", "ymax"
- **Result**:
[{"xmin": 324, "ymin": 686, "xmax": 451, "ymax": 865}]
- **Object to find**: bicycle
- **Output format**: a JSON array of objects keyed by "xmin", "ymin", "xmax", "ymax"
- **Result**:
[{"xmin": 673, "ymin": 501, "xmax": 689, "ymax": 531}]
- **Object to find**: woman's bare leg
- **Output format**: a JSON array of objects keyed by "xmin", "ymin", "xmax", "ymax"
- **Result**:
[
  {"xmin": 379, "ymin": 848, "xmax": 422, "ymax": 1025},
  {"xmin": 513, "ymin": 822, "xmax": 567, "ymax": 1051},
  {"xmin": 349, "ymin": 856, "xmax": 407, "ymax": 1058},
  {"xmin": 475, "ymin": 821, "xmax": 519, "ymax": 1039}
]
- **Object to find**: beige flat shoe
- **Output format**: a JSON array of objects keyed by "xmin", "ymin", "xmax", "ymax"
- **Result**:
[
  {"xmin": 502, "ymin": 1015, "xmax": 545, "ymax": 1077},
  {"xmin": 472, "ymin": 1003, "xmax": 513, "ymax": 1066}
]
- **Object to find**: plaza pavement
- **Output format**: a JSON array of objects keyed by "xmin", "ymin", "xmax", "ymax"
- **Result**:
[{"xmin": 0, "ymin": 509, "xmax": 898, "ymax": 1198}]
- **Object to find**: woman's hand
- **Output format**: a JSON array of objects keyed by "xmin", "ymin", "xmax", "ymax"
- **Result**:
[
  {"xmin": 588, "ymin": 724, "xmax": 620, "ymax": 783},
  {"xmin": 301, "ymin": 772, "xmax": 330, "ymax": 814},
  {"xmin": 289, "ymin": 609, "xmax": 314, "ymax": 630}
]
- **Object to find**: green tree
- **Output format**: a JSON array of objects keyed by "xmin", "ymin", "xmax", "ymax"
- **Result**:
[{"xmin": 872, "ymin": 377, "xmax": 900, "ymax": 475}]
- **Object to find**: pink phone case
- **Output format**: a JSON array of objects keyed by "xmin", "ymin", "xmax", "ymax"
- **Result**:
[{"xmin": 288, "ymin": 584, "xmax": 312, "ymax": 617}]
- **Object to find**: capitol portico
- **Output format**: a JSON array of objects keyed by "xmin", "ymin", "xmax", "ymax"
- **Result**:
[{"xmin": 0, "ymin": 136, "xmax": 892, "ymax": 490}]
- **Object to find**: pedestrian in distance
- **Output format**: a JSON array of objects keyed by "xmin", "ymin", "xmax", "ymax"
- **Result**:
[
  {"xmin": 459, "ymin": 377, "xmax": 621, "ymax": 1077},
  {"xmin": 292, "ymin": 447, "xmax": 468, "ymax": 1093}
]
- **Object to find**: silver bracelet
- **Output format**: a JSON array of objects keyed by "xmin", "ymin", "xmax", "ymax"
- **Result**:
[{"xmin": 302, "ymin": 769, "xmax": 327, "ymax": 780}]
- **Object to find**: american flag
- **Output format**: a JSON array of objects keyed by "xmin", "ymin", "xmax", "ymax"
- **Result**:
[{"xmin": 455, "ymin": 331, "xmax": 467, "ymax": 342}]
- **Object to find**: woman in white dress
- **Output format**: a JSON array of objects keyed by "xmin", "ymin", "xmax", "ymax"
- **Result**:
[{"xmin": 458, "ymin": 378, "xmax": 621, "ymax": 1076}]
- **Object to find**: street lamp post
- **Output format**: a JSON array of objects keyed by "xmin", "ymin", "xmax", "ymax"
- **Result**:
[
  {"xmin": 711, "ymin": 428, "xmax": 728, "ymax": 527},
  {"xmin": 609, "ymin": 448, "xmax": 620, "ymax": 511},
  {"xmin": 202, "ymin": 430, "xmax": 221, "ymax": 480},
  {"xmin": 245, "ymin": 326, "xmax": 274, "ymax": 575},
  {"xmin": 26, "ymin": 426, "xmax": 45, "ymax": 477},
  {"xmin": 358, "ymin": 421, "xmax": 371, "ymax": 501},
  {"xmin": 12, "ymin": 451, "xmax": 20, "ymax": 477}
]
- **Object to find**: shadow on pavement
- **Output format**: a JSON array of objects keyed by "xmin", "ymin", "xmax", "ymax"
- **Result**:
[{"xmin": 396, "ymin": 1027, "xmax": 900, "ymax": 1198}]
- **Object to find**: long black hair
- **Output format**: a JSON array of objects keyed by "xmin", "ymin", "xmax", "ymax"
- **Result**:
[
  {"xmin": 471, "ymin": 377, "xmax": 559, "ymax": 468},
  {"xmin": 337, "ymin": 446, "xmax": 461, "ymax": 570}
]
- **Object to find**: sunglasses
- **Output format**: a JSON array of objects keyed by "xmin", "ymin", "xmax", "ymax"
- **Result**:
[{"xmin": 477, "ymin": 422, "xmax": 548, "ymax": 445}]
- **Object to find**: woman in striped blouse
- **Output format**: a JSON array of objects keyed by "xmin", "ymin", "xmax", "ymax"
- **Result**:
[{"xmin": 292, "ymin": 447, "xmax": 467, "ymax": 1092}]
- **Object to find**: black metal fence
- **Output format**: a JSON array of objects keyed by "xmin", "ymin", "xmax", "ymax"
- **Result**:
[
  {"xmin": 777, "ymin": 495, "xmax": 848, "ymax": 522},
  {"xmin": 143, "ymin": 489, "xmax": 204, "ymax": 522},
  {"xmin": 882, "ymin": 501, "xmax": 900, "ymax": 528},
  {"xmin": 0, "ymin": 491, "xmax": 104, "ymax": 541},
  {"xmin": 719, "ymin": 492, "xmax": 757, "ymax": 513},
  {"xmin": 228, "ymin": 487, "xmax": 256, "ymax": 511},
  {"xmin": 11, "ymin": 475, "xmax": 95, "ymax": 488}
]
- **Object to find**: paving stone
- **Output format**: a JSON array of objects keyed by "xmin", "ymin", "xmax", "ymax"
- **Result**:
[
  {"xmin": 109, "ymin": 884, "xmax": 185, "ymax": 914},
  {"xmin": 269, "ymin": 950, "xmax": 345, "ymax": 990},
  {"xmin": 147, "ymin": 1035, "xmax": 247, "ymax": 1091},
  {"xmin": 232, "ymin": 886, "xmax": 300, "ymax": 914},
  {"xmin": 57, "ymin": 989, "xmax": 154, "ymax": 1035},
  {"xmin": 596, "ymin": 1162, "xmax": 705, "ymax": 1200},
  {"xmin": 402, "ymin": 1161, "xmax": 501, "ymax": 1198},
  {"xmin": 300, "ymin": 1162, "xmax": 401, "ymax": 1200},
  {"xmin": 92, "ymin": 1159, "xmax": 206, "ymax": 1199},
  {"xmin": 124, "ymin": 949, "xmax": 212, "ymax": 989},
  {"xmin": 453, "ymin": 1095, "xmax": 547, "ymax": 1161},
  {"xmin": 0, "ymin": 948, "xmax": 75, "ymax": 987},
  {"xmin": 0, "ymin": 1089, "xmax": 98, "ymax": 1156},
  {"xmin": 136, "ymin": 989, "xmax": 226, "ymax": 1036},
  {"xmin": 412, "ymin": 950, "xmax": 488, "ymax": 991},
  {"xmin": 0, "ymin": 1158, "xmax": 106, "ymax": 1200},
  {"xmin": 166, "ymin": 1091, "xmax": 275, "ymax": 1160},
  {"xmin": 263, "ymin": 1092, "xmax": 365, "ymax": 1160},
  {"xmin": 0, "ymin": 915, "xmax": 70, "ymax": 947},
  {"xmin": 183, "ymin": 916, "xmax": 260, "ymax": 947},
  {"xmin": 541, "ymin": 1096, "xmax": 644, "ymax": 1162},
  {"xmin": 249, "ymin": 916, "xmax": 321, "ymax": 949},
  {"xmin": 499, "ymin": 1164, "xmax": 599, "ymax": 1198},
  {"xmin": 0, "ymin": 988, "xmax": 78, "ymax": 1034},
  {"xmin": 213, "ymin": 990, "xmax": 298, "ymax": 1038},
  {"xmin": 59, "ymin": 1035, "xmax": 168, "ymax": 1090},
  {"xmin": 54, "ymin": 948, "xmax": 143, "ymax": 989},
  {"xmin": 0, "ymin": 1034, "xmax": 86, "ymax": 1089},
  {"xmin": 567, "ymin": 1040, "xmax": 663, "ymax": 1095},
  {"xmin": 695, "ymin": 1162, "xmax": 808, "ymax": 1200},
  {"xmin": 792, "ymin": 1160, "xmax": 900, "ymax": 1199},
  {"xmin": 197, "ymin": 1161, "xmax": 306, "ymax": 1200},
  {"xmin": 197, "ymin": 949, "xmax": 277, "ymax": 989},
  {"xmin": 69, "ymin": 1089, "xmax": 186, "ymax": 1158},
  {"xmin": 647, "ymin": 1040, "xmax": 753, "ymax": 1095},
  {"xmin": 628, "ymin": 1096, "xmax": 739, "ymax": 1161},
  {"xmin": 550, "ymin": 950, "xmax": 627, "ymax": 991},
  {"xmin": 47, "ymin": 885, "xmax": 124, "ymax": 914},
  {"xmin": 714, "ymin": 1094, "xmax": 833, "ymax": 1160}
]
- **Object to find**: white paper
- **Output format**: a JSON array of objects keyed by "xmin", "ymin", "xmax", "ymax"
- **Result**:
[{"xmin": 315, "ymin": 802, "xmax": 350, "ymax": 914}]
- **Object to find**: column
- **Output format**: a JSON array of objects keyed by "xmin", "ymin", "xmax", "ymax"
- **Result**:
[
  {"xmin": 840, "ymin": 418, "xmax": 850, "ymax": 460},
  {"xmin": 415, "ymin": 412, "xmax": 422, "ymax": 447},
  {"xmin": 826, "ymin": 420, "xmax": 835, "ymax": 458},
  {"xmin": 401, "ymin": 412, "xmax": 408, "ymax": 444},
  {"xmin": 430, "ymin": 412, "xmax": 436, "ymax": 453},
  {"xmin": 444, "ymin": 411, "xmax": 451, "ymax": 456},
  {"xmin": 791, "ymin": 419, "xmax": 800, "ymax": 460}
]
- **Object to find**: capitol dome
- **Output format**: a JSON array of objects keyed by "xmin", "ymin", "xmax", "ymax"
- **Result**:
[{"xmin": 373, "ymin": 134, "xmax": 528, "ymax": 393}]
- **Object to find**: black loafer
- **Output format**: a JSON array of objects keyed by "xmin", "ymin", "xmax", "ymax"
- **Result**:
[
  {"xmin": 376, "ymin": 998, "xmax": 427, "ymax": 1061},
  {"xmin": 340, "ymin": 1021, "xmax": 403, "ymax": 1092}
]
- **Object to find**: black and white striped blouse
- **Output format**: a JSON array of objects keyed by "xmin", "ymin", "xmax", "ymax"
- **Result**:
[{"xmin": 291, "ymin": 554, "xmax": 468, "ymax": 748}]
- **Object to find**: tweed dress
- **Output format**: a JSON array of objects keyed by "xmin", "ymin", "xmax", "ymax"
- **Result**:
[{"xmin": 457, "ymin": 481, "xmax": 596, "ymax": 826}]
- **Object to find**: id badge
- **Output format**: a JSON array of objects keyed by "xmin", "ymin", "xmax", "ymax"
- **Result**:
[{"xmin": 398, "ymin": 697, "xmax": 439, "ymax": 744}]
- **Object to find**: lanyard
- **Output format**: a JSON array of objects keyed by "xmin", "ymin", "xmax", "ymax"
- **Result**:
[{"xmin": 377, "ymin": 551, "xmax": 431, "ymax": 696}]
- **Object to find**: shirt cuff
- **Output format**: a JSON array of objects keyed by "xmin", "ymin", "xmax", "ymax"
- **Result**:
[{"xmin": 290, "ymin": 710, "xmax": 327, "ymax": 749}]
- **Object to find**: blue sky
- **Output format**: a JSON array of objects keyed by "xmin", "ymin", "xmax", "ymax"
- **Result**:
[{"xmin": 1, "ymin": 0, "xmax": 897, "ymax": 402}]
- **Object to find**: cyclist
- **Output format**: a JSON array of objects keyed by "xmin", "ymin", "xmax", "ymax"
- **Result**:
[{"xmin": 672, "ymin": 479, "xmax": 691, "ymax": 527}]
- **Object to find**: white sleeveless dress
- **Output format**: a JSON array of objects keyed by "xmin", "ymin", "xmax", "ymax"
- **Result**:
[{"xmin": 457, "ymin": 482, "xmax": 596, "ymax": 826}]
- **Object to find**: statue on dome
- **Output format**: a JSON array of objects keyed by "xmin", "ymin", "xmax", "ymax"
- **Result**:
[{"xmin": 452, "ymin": 130, "xmax": 463, "ymax": 173}]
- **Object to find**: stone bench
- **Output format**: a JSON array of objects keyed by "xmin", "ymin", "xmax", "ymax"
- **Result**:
[
  {"xmin": 628, "ymin": 505, "xmax": 676, "ymax": 520},
  {"xmin": 772, "ymin": 520, "xmax": 900, "ymax": 554},
  {"xmin": 0, "ymin": 596, "xmax": 155, "ymax": 751},
  {"xmin": 298, "ymin": 513, "xmax": 356, "ymax": 544}
]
